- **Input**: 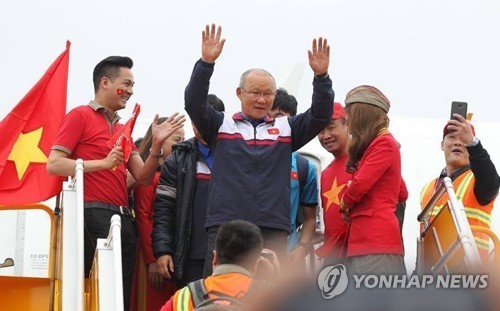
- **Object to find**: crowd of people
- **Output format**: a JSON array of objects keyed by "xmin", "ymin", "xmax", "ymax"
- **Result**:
[{"xmin": 46, "ymin": 23, "xmax": 500, "ymax": 310}]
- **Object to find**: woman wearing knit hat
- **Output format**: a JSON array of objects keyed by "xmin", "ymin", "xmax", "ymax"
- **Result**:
[{"xmin": 339, "ymin": 85, "xmax": 405, "ymax": 275}]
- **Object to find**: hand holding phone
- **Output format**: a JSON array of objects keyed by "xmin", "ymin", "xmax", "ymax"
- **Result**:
[{"xmin": 450, "ymin": 101, "xmax": 468, "ymax": 121}]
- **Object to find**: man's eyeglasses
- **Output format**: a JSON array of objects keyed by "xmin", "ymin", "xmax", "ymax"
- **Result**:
[{"xmin": 242, "ymin": 90, "xmax": 276, "ymax": 100}]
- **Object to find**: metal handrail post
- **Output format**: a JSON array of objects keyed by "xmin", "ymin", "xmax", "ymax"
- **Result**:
[
  {"xmin": 107, "ymin": 215, "xmax": 123, "ymax": 310},
  {"xmin": 74, "ymin": 159, "xmax": 85, "ymax": 310}
]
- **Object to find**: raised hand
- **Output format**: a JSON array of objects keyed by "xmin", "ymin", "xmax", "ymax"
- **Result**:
[
  {"xmin": 308, "ymin": 37, "xmax": 330, "ymax": 76},
  {"xmin": 447, "ymin": 114, "xmax": 475, "ymax": 146},
  {"xmin": 151, "ymin": 112, "xmax": 186, "ymax": 148},
  {"xmin": 201, "ymin": 24, "xmax": 226, "ymax": 63}
]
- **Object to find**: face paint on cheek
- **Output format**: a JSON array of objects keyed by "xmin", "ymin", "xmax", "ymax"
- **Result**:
[{"xmin": 116, "ymin": 89, "xmax": 125, "ymax": 95}]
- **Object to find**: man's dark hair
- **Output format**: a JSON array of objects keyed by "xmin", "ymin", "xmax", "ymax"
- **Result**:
[
  {"xmin": 208, "ymin": 94, "xmax": 225, "ymax": 112},
  {"xmin": 271, "ymin": 88, "xmax": 298, "ymax": 116},
  {"xmin": 92, "ymin": 56, "xmax": 133, "ymax": 93},
  {"xmin": 216, "ymin": 220, "xmax": 263, "ymax": 269}
]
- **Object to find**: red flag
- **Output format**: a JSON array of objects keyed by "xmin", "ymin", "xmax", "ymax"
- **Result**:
[
  {"xmin": 107, "ymin": 103, "xmax": 141, "ymax": 163},
  {"xmin": 0, "ymin": 42, "xmax": 70, "ymax": 205}
]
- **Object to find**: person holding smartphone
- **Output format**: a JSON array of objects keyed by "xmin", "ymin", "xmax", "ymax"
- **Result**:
[{"xmin": 420, "ymin": 109, "xmax": 500, "ymax": 261}]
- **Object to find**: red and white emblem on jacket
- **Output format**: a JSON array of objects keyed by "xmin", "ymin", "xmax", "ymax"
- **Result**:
[{"xmin": 267, "ymin": 128, "xmax": 280, "ymax": 135}]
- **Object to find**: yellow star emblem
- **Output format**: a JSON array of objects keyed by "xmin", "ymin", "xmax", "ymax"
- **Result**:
[
  {"xmin": 323, "ymin": 177, "xmax": 345, "ymax": 213},
  {"xmin": 7, "ymin": 127, "xmax": 48, "ymax": 180}
]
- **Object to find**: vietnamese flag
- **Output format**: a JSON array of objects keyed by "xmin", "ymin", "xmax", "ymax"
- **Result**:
[
  {"xmin": 0, "ymin": 42, "xmax": 70, "ymax": 205},
  {"xmin": 107, "ymin": 103, "xmax": 141, "ymax": 163}
]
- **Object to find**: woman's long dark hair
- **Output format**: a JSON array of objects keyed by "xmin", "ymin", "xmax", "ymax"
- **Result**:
[{"xmin": 345, "ymin": 103, "xmax": 388, "ymax": 173}]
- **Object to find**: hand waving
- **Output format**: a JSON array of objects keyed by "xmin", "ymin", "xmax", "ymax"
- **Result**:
[
  {"xmin": 151, "ymin": 112, "xmax": 186, "ymax": 148},
  {"xmin": 202, "ymin": 24, "xmax": 226, "ymax": 63},
  {"xmin": 308, "ymin": 37, "xmax": 330, "ymax": 76}
]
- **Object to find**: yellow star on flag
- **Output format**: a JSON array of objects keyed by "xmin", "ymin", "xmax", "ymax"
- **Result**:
[
  {"xmin": 7, "ymin": 127, "xmax": 48, "ymax": 180},
  {"xmin": 322, "ymin": 177, "xmax": 345, "ymax": 213}
]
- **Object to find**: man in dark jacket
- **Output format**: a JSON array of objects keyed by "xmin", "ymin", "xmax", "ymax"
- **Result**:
[
  {"xmin": 185, "ymin": 24, "xmax": 334, "ymax": 275},
  {"xmin": 152, "ymin": 95, "xmax": 224, "ymax": 287}
]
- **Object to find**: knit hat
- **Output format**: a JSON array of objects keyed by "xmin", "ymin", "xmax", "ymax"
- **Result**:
[
  {"xmin": 443, "ymin": 123, "xmax": 476, "ymax": 138},
  {"xmin": 332, "ymin": 102, "xmax": 346, "ymax": 119},
  {"xmin": 345, "ymin": 85, "xmax": 390, "ymax": 113}
]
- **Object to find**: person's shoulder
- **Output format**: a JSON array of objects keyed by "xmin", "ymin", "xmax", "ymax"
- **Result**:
[
  {"xmin": 372, "ymin": 132, "xmax": 399, "ymax": 149},
  {"xmin": 66, "ymin": 104, "xmax": 94, "ymax": 117},
  {"xmin": 172, "ymin": 137, "xmax": 197, "ymax": 152}
]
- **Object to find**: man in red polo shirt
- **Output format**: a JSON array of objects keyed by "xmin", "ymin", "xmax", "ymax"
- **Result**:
[{"xmin": 47, "ymin": 56, "xmax": 184, "ymax": 310}]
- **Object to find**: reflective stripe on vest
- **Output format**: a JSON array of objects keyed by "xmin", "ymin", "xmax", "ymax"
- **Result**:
[
  {"xmin": 421, "ymin": 171, "xmax": 493, "ymax": 252},
  {"xmin": 175, "ymin": 286, "xmax": 192, "ymax": 311}
]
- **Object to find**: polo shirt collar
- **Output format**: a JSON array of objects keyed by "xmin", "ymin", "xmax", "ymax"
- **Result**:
[
  {"xmin": 439, "ymin": 164, "xmax": 471, "ymax": 181},
  {"xmin": 89, "ymin": 100, "xmax": 121, "ymax": 123},
  {"xmin": 197, "ymin": 140, "xmax": 211, "ymax": 157}
]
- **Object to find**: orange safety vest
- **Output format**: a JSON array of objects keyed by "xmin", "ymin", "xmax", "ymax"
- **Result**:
[
  {"xmin": 172, "ymin": 272, "xmax": 252, "ymax": 311},
  {"xmin": 420, "ymin": 171, "xmax": 493, "ymax": 261}
]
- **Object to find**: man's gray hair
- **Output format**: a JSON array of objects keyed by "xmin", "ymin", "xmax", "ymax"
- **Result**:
[{"xmin": 239, "ymin": 68, "xmax": 276, "ymax": 89}]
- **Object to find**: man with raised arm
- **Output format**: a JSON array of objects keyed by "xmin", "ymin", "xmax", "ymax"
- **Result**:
[
  {"xmin": 184, "ymin": 24, "xmax": 334, "ymax": 275},
  {"xmin": 420, "ymin": 114, "xmax": 499, "ymax": 261}
]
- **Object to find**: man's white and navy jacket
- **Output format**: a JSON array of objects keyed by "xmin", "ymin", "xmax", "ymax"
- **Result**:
[{"xmin": 185, "ymin": 59, "xmax": 334, "ymax": 232}]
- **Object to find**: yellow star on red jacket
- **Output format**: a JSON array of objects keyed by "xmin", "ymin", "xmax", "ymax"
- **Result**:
[
  {"xmin": 322, "ymin": 177, "xmax": 345, "ymax": 213},
  {"xmin": 7, "ymin": 127, "xmax": 48, "ymax": 180}
]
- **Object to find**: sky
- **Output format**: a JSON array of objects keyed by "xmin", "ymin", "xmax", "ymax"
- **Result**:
[
  {"xmin": 1, "ymin": 0, "xmax": 499, "ymax": 125},
  {"xmin": 1, "ymin": 0, "xmax": 500, "ymax": 273}
]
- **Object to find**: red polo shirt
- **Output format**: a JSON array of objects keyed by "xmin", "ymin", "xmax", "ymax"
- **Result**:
[{"xmin": 52, "ymin": 101, "xmax": 136, "ymax": 206}]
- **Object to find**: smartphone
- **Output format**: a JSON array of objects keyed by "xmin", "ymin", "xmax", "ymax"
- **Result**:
[{"xmin": 450, "ymin": 101, "xmax": 468, "ymax": 121}]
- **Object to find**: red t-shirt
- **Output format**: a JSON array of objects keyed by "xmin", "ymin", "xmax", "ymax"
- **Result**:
[
  {"xmin": 52, "ymin": 104, "xmax": 133, "ymax": 206},
  {"xmin": 316, "ymin": 154, "xmax": 350, "ymax": 258}
]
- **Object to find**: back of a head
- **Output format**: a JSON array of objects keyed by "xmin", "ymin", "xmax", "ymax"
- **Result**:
[
  {"xmin": 208, "ymin": 94, "xmax": 225, "ymax": 112},
  {"xmin": 92, "ymin": 56, "xmax": 133, "ymax": 93},
  {"xmin": 345, "ymin": 85, "xmax": 390, "ymax": 113},
  {"xmin": 216, "ymin": 220, "xmax": 263, "ymax": 269},
  {"xmin": 272, "ymin": 88, "xmax": 298, "ymax": 116},
  {"xmin": 344, "ymin": 84, "xmax": 390, "ymax": 138}
]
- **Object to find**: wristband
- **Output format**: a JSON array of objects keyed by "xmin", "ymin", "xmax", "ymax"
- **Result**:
[
  {"xmin": 149, "ymin": 148, "xmax": 164, "ymax": 158},
  {"xmin": 466, "ymin": 137, "xmax": 479, "ymax": 147},
  {"xmin": 315, "ymin": 72, "xmax": 329, "ymax": 79}
]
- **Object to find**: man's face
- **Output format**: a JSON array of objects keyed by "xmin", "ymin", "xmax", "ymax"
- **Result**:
[
  {"xmin": 442, "ymin": 132, "xmax": 470, "ymax": 170},
  {"xmin": 318, "ymin": 118, "xmax": 349, "ymax": 156},
  {"xmin": 237, "ymin": 72, "xmax": 276, "ymax": 121},
  {"xmin": 104, "ymin": 67, "xmax": 134, "ymax": 112}
]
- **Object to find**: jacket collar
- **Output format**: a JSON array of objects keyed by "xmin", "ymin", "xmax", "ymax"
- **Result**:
[
  {"xmin": 232, "ymin": 112, "xmax": 273, "ymax": 125},
  {"xmin": 212, "ymin": 264, "xmax": 252, "ymax": 277}
]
